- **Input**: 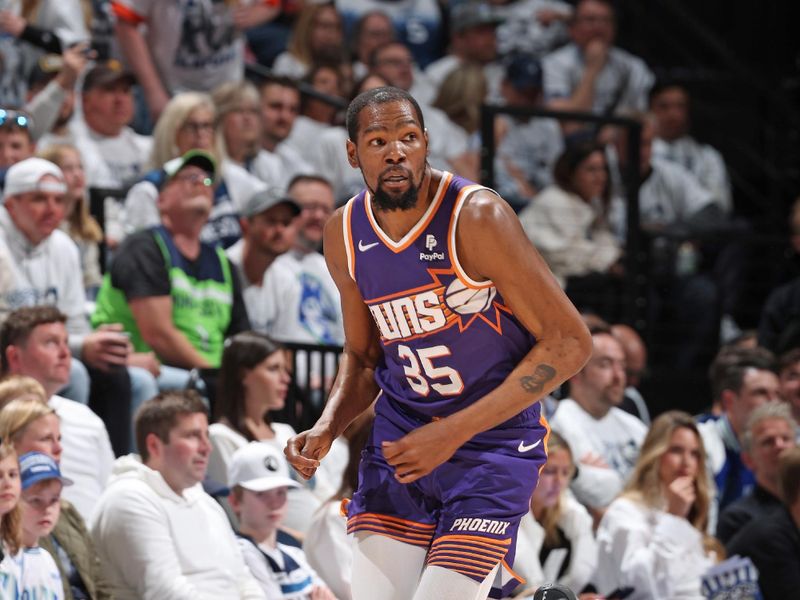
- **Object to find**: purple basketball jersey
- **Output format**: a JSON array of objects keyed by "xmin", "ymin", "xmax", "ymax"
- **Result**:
[{"xmin": 343, "ymin": 172, "xmax": 538, "ymax": 421}]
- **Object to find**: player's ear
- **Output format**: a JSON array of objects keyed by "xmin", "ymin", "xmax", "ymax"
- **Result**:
[{"xmin": 346, "ymin": 139, "xmax": 359, "ymax": 168}]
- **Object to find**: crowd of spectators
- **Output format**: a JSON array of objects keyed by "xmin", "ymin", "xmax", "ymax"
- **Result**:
[{"xmin": 0, "ymin": 0, "xmax": 796, "ymax": 598}]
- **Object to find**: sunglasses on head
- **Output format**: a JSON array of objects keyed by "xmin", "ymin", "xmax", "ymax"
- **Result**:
[{"xmin": 0, "ymin": 109, "xmax": 31, "ymax": 130}]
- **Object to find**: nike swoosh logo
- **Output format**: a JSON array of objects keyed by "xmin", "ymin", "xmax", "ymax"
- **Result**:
[
  {"xmin": 518, "ymin": 439, "xmax": 542, "ymax": 453},
  {"xmin": 358, "ymin": 240, "xmax": 380, "ymax": 252}
]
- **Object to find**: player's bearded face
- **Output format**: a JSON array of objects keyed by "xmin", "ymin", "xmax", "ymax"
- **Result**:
[{"xmin": 372, "ymin": 165, "xmax": 420, "ymax": 211}]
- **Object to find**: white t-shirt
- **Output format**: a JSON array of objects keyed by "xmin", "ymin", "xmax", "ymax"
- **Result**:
[
  {"xmin": 49, "ymin": 395, "xmax": 115, "ymax": 522},
  {"xmin": 549, "ymin": 398, "xmax": 647, "ymax": 508},
  {"xmin": 543, "ymin": 43, "xmax": 654, "ymax": 114},
  {"xmin": 495, "ymin": 0, "xmax": 572, "ymax": 58},
  {"xmin": 237, "ymin": 537, "xmax": 321, "ymax": 600},
  {"xmin": 595, "ymin": 496, "xmax": 714, "ymax": 600},
  {"xmin": 18, "ymin": 546, "xmax": 64, "ymax": 600},
  {"xmin": 0, "ymin": 546, "xmax": 22, "ymax": 598},
  {"xmin": 70, "ymin": 119, "xmax": 153, "ymax": 189},
  {"xmin": 111, "ymin": 0, "xmax": 250, "ymax": 93},
  {"xmin": 303, "ymin": 501, "xmax": 352, "ymax": 600},
  {"xmin": 284, "ymin": 116, "xmax": 335, "ymax": 177}
]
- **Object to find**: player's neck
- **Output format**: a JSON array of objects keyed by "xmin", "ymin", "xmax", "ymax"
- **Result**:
[{"xmin": 372, "ymin": 167, "xmax": 440, "ymax": 242}]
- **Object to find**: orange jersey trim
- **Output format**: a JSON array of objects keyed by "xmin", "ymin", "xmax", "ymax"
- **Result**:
[
  {"xmin": 364, "ymin": 173, "xmax": 452, "ymax": 253},
  {"xmin": 425, "ymin": 560, "xmax": 496, "ymax": 578},
  {"xmin": 428, "ymin": 545, "xmax": 507, "ymax": 562},
  {"xmin": 348, "ymin": 512, "xmax": 436, "ymax": 531},
  {"xmin": 342, "ymin": 196, "xmax": 357, "ymax": 280},
  {"xmin": 432, "ymin": 534, "xmax": 511, "ymax": 549},
  {"xmin": 111, "ymin": 2, "xmax": 146, "ymax": 25},
  {"xmin": 447, "ymin": 184, "xmax": 495, "ymax": 290},
  {"xmin": 501, "ymin": 559, "xmax": 526, "ymax": 585},
  {"xmin": 427, "ymin": 550, "xmax": 504, "ymax": 569},
  {"xmin": 538, "ymin": 412, "xmax": 552, "ymax": 476}
]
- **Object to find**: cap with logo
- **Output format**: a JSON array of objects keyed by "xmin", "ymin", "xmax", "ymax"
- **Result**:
[
  {"xmin": 82, "ymin": 59, "xmax": 137, "ymax": 93},
  {"xmin": 4, "ymin": 157, "xmax": 67, "ymax": 199},
  {"xmin": 228, "ymin": 442, "xmax": 300, "ymax": 492},
  {"xmin": 19, "ymin": 451, "xmax": 74, "ymax": 490},
  {"xmin": 240, "ymin": 186, "xmax": 302, "ymax": 219},
  {"xmin": 161, "ymin": 149, "xmax": 217, "ymax": 187},
  {"xmin": 450, "ymin": 1, "xmax": 504, "ymax": 33}
]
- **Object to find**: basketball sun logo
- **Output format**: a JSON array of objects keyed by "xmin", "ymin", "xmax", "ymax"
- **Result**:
[{"xmin": 366, "ymin": 268, "xmax": 510, "ymax": 345}]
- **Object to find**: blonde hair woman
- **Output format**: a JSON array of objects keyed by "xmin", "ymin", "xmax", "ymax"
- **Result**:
[
  {"xmin": 0, "ymin": 375, "xmax": 47, "ymax": 409},
  {"xmin": 0, "ymin": 398, "xmax": 61, "ymax": 461},
  {"xmin": 273, "ymin": 3, "xmax": 345, "ymax": 78},
  {"xmin": 513, "ymin": 432, "xmax": 597, "ymax": 597},
  {"xmin": 0, "ymin": 443, "xmax": 23, "ymax": 596},
  {"xmin": 124, "ymin": 91, "xmax": 264, "ymax": 248},
  {"xmin": 595, "ymin": 411, "xmax": 720, "ymax": 599}
]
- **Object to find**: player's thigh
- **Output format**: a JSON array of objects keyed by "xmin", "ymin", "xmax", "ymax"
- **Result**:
[{"xmin": 351, "ymin": 531, "xmax": 428, "ymax": 600}]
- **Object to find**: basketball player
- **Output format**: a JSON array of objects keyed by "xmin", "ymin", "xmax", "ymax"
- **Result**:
[{"xmin": 285, "ymin": 87, "xmax": 591, "ymax": 600}]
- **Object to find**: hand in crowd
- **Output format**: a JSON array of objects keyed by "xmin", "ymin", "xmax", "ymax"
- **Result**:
[
  {"xmin": 127, "ymin": 351, "xmax": 161, "ymax": 378},
  {"xmin": 382, "ymin": 418, "xmax": 465, "ymax": 484},
  {"xmin": 82, "ymin": 324, "xmax": 131, "ymax": 371},
  {"xmin": 285, "ymin": 425, "xmax": 335, "ymax": 480},
  {"xmin": 584, "ymin": 39, "xmax": 610, "ymax": 73},
  {"xmin": 145, "ymin": 86, "xmax": 171, "ymax": 123},
  {"xmin": 310, "ymin": 584, "xmax": 338, "ymax": 600},
  {"xmin": 0, "ymin": 11, "xmax": 26, "ymax": 38},
  {"xmin": 665, "ymin": 475, "xmax": 696, "ymax": 519},
  {"xmin": 56, "ymin": 43, "xmax": 92, "ymax": 91},
  {"xmin": 231, "ymin": 3, "xmax": 280, "ymax": 30}
]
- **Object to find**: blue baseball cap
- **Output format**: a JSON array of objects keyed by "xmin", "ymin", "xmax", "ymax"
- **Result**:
[{"xmin": 19, "ymin": 452, "xmax": 73, "ymax": 490}]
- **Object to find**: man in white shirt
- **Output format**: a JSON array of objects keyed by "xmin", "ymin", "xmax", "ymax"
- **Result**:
[
  {"xmin": 0, "ymin": 305, "xmax": 115, "ymax": 521},
  {"xmin": 91, "ymin": 390, "xmax": 265, "ymax": 600},
  {"xmin": 543, "ymin": 0, "xmax": 653, "ymax": 119},
  {"xmin": 549, "ymin": 323, "xmax": 647, "ymax": 512}
]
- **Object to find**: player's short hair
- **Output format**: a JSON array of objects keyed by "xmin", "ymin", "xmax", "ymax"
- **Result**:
[
  {"xmin": 135, "ymin": 390, "xmax": 208, "ymax": 463},
  {"xmin": 709, "ymin": 346, "xmax": 777, "ymax": 401},
  {"xmin": 346, "ymin": 86, "xmax": 425, "ymax": 141},
  {"xmin": 0, "ymin": 307, "xmax": 66, "ymax": 375},
  {"xmin": 778, "ymin": 446, "xmax": 800, "ymax": 506}
]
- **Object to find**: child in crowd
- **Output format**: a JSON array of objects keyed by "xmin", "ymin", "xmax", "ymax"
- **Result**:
[
  {"xmin": 18, "ymin": 451, "xmax": 70, "ymax": 599},
  {"xmin": 228, "ymin": 441, "xmax": 337, "ymax": 600},
  {"xmin": 0, "ymin": 443, "xmax": 23, "ymax": 597}
]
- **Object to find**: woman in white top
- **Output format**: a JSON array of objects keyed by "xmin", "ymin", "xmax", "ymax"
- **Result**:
[
  {"xmin": 595, "ymin": 411, "xmax": 721, "ymax": 600},
  {"xmin": 513, "ymin": 432, "xmax": 597, "ymax": 598},
  {"xmin": 0, "ymin": 443, "xmax": 23, "ymax": 598},
  {"xmin": 209, "ymin": 331, "xmax": 321, "ymax": 534}
]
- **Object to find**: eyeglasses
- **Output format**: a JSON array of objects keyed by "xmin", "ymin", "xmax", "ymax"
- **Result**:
[
  {"xmin": 181, "ymin": 120, "xmax": 215, "ymax": 134},
  {"xmin": 0, "ymin": 109, "xmax": 31, "ymax": 130},
  {"xmin": 172, "ymin": 171, "xmax": 214, "ymax": 187}
]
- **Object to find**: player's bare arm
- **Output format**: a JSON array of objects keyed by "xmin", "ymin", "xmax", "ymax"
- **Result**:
[
  {"xmin": 284, "ymin": 207, "xmax": 382, "ymax": 479},
  {"xmin": 382, "ymin": 188, "xmax": 592, "ymax": 483}
]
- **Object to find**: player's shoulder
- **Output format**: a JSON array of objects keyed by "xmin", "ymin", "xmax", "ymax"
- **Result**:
[{"xmin": 457, "ymin": 184, "xmax": 515, "ymax": 230}]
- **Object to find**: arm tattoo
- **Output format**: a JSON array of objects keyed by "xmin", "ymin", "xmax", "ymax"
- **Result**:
[{"xmin": 519, "ymin": 364, "xmax": 556, "ymax": 395}]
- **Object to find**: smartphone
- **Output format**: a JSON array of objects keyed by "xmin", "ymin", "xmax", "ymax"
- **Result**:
[{"xmin": 607, "ymin": 587, "xmax": 634, "ymax": 600}]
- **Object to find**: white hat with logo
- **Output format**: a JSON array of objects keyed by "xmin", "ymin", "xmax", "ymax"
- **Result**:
[
  {"xmin": 228, "ymin": 441, "xmax": 300, "ymax": 492},
  {"xmin": 4, "ymin": 157, "xmax": 66, "ymax": 199}
]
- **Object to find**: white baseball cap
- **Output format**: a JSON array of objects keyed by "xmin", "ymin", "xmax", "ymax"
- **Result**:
[
  {"xmin": 4, "ymin": 157, "xmax": 66, "ymax": 199},
  {"xmin": 228, "ymin": 442, "xmax": 300, "ymax": 492}
]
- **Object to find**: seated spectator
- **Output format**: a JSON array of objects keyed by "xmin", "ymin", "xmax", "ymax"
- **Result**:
[
  {"xmin": 549, "ymin": 323, "xmax": 647, "ymax": 512},
  {"xmin": 595, "ymin": 411, "xmax": 719, "ymax": 599},
  {"xmin": 494, "ymin": 0, "xmax": 572, "ymax": 59},
  {"xmin": 350, "ymin": 11, "xmax": 396, "ymax": 81},
  {"xmin": 493, "ymin": 53, "xmax": 563, "ymax": 207},
  {"xmin": 611, "ymin": 324, "xmax": 651, "ymax": 425},
  {"xmin": 92, "ymin": 151, "xmax": 251, "ymax": 374},
  {"xmin": 90, "ymin": 390, "xmax": 264, "ymax": 598},
  {"xmin": 0, "ymin": 443, "xmax": 23, "ymax": 596},
  {"xmin": 209, "ymin": 332, "xmax": 322, "ymax": 534},
  {"xmin": 273, "ymin": 4, "xmax": 346, "ymax": 79},
  {"xmin": 304, "ymin": 412, "xmax": 373, "ymax": 600},
  {"xmin": 37, "ymin": 145, "xmax": 103, "ymax": 298},
  {"xmin": 112, "ymin": 0, "xmax": 276, "ymax": 120},
  {"xmin": 698, "ymin": 346, "xmax": 780, "ymax": 516},
  {"xmin": 68, "ymin": 61, "xmax": 152, "ymax": 191},
  {"xmin": 513, "ymin": 432, "xmax": 597, "ymax": 596},
  {"xmin": 17, "ymin": 451, "xmax": 69, "ymax": 598},
  {"xmin": 124, "ymin": 91, "xmax": 265, "ymax": 249},
  {"xmin": 649, "ymin": 81, "xmax": 732, "ymax": 215},
  {"xmin": 425, "ymin": 1, "xmax": 505, "ymax": 102},
  {"xmin": 519, "ymin": 142, "xmax": 622, "ymax": 313},
  {"xmin": 717, "ymin": 402, "xmax": 796, "ymax": 546},
  {"xmin": 228, "ymin": 442, "xmax": 336, "ymax": 599},
  {"xmin": 253, "ymin": 76, "xmax": 315, "ymax": 191},
  {"xmin": 226, "ymin": 188, "xmax": 301, "ymax": 334},
  {"xmin": 212, "ymin": 81, "xmax": 263, "ymax": 169},
  {"xmin": 0, "ymin": 306, "xmax": 115, "ymax": 521},
  {"xmin": 543, "ymin": 0, "xmax": 653, "ymax": 118},
  {"xmin": 0, "ymin": 160, "xmax": 143, "ymax": 449},
  {"xmin": 778, "ymin": 349, "xmax": 800, "ymax": 424},
  {"xmin": 0, "ymin": 396, "xmax": 112, "ymax": 600},
  {"xmin": 727, "ymin": 446, "xmax": 800, "ymax": 599}
]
